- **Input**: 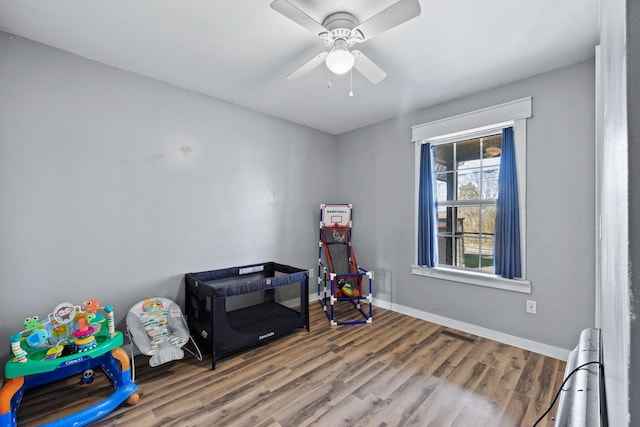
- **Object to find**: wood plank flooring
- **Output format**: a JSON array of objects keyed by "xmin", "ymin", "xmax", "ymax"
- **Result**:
[{"xmin": 16, "ymin": 303, "xmax": 566, "ymax": 426}]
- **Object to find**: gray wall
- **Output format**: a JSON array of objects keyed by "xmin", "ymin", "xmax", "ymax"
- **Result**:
[
  {"xmin": 0, "ymin": 29, "xmax": 600, "ymax": 383},
  {"xmin": 335, "ymin": 60, "xmax": 596, "ymax": 351},
  {"xmin": 0, "ymin": 32, "xmax": 336, "ymax": 373}
]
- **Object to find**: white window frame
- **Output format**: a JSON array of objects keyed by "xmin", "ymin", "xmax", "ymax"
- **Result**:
[{"xmin": 411, "ymin": 98, "xmax": 532, "ymax": 294}]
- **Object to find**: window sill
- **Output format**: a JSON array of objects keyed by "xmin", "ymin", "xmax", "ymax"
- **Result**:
[{"xmin": 410, "ymin": 265, "xmax": 532, "ymax": 294}]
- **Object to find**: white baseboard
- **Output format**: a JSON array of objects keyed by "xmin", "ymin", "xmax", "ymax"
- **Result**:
[
  {"xmin": 296, "ymin": 293, "xmax": 569, "ymax": 360},
  {"xmin": 371, "ymin": 297, "xmax": 570, "ymax": 360}
]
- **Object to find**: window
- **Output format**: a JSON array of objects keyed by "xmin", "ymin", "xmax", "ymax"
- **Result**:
[
  {"xmin": 411, "ymin": 98, "xmax": 532, "ymax": 293},
  {"xmin": 435, "ymin": 132, "xmax": 501, "ymax": 271}
]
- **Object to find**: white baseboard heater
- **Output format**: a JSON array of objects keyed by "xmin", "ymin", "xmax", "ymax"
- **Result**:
[{"xmin": 555, "ymin": 328, "xmax": 607, "ymax": 426}]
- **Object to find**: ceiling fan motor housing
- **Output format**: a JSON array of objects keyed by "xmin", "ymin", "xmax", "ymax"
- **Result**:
[{"xmin": 321, "ymin": 12, "xmax": 363, "ymax": 48}]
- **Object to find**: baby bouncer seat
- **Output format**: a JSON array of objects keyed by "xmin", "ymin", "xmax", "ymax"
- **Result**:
[{"xmin": 126, "ymin": 297, "xmax": 202, "ymax": 377}]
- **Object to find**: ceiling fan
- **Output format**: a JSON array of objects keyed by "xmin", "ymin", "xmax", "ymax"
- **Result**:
[{"xmin": 270, "ymin": 0, "xmax": 421, "ymax": 85}]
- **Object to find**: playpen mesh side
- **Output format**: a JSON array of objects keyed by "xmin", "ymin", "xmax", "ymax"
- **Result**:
[{"xmin": 185, "ymin": 288, "xmax": 212, "ymax": 351}]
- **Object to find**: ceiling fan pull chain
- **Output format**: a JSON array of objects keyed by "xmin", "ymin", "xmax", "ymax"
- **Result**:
[
  {"xmin": 327, "ymin": 67, "xmax": 332, "ymax": 88},
  {"xmin": 349, "ymin": 68, "xmax": 354, "ymax": 97}
]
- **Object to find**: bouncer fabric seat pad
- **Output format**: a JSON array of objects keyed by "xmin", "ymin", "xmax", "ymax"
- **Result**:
[{"xmin": 127, "ymin": 297, "xmax": 189, "ymax": 367}]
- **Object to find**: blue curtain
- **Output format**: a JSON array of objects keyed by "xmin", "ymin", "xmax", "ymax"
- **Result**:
[
  {"xmin": 418, "ymin": 143, "xmax": 438, "ymax": 267},
  {"xmin": 494, "ymin": 127, "xmax": 521, "ymax": 278}
]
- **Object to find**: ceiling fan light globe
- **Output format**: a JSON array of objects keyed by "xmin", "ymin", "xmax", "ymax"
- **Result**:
[{"xmin": 326, "ymin": 49, "xmax": 355, "ymax": 75}]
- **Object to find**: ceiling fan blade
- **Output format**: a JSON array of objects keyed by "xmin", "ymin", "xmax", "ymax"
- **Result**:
[
  {"xmin": 353, "ymin": 51, "xmax": 387, "ymax": 84},
  {"xmin": 270, "ymin": 0, "xmax": 330, "ymax": 38},
  {"xmin": 353, "ymin": 0, "xmax": 421, "ymax": 41},
  {"xmin": 287, "ymin": 51, "xmax": 329, "ymax": 79}
]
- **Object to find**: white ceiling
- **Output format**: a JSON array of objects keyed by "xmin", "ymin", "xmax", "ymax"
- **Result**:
[{"xmin": 0, "ymin": 0, "xmax": 600, "ymax": 135}]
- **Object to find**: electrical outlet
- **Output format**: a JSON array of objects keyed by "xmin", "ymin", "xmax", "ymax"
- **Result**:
[{"xmin": 526, "ymin": 300, "xmax": 537, "ymax": 314}]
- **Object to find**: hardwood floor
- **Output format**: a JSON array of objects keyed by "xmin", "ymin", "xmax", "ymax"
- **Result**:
[{"xmin": 17, "ymin": 303, "xmax": 566, "ymax": 426}]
